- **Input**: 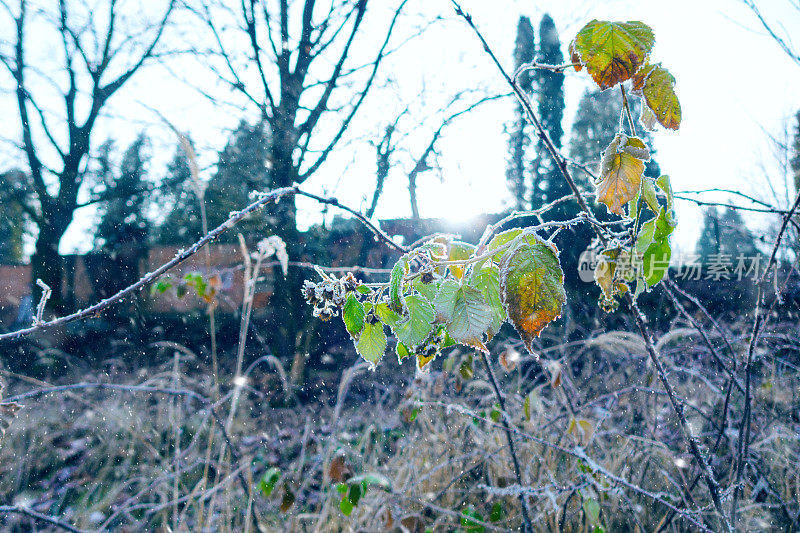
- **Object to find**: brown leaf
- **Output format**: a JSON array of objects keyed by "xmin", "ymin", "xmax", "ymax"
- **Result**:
[
  {"xmin": 499, "ymin": 346, "xmax": 520, "ymax": 372},
  {"xmin": 328, "ymin": 453, "xmax": 352, "ymax": 484}
]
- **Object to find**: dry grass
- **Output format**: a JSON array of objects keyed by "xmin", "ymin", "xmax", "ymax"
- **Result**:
[{"xmin": 0, "ymin": 316, "xmax": 798, "ymax": 532}]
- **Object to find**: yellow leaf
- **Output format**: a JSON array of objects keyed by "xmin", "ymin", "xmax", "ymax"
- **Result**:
[
  {"xmin": 597, "ymin": 151, "xmax": 645, "ymax": 216},
  {"xmin": 642, "ymin": 65, "xmax": 681, "ymax": 130}
]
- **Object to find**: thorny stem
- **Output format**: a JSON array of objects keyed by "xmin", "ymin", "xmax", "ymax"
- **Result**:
[
  {"xmin": 0, "ymin": 186, "xmax": 402, "ymax": 343},
  {"xmin": 478, "ymin": 350, "xmax": 534, "ymax": 533}
]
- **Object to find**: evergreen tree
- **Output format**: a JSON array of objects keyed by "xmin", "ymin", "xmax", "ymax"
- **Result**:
[
  {"xmin": 95, "ymin": 134, "xmax": 150, "ymax": 253},
  {"xmin": 0, "ymin": 169, "xmax": 29, "ymax": 264},
  {"xmin": 695, "ymin": 207, "xmax": 761, "ymax": 259},
  {"xmin": 156, "ymin": 120, "xmax": 272, "ymax": 245},
  {"xmin": 530, "ymin": 14, "xmax": 566, "ymax": 211},
  {"xmin": 153, "ymin": 144, "xmax": 202, "ymax": 244},
  {"xmin": 505, "ymin": 16, "xmax": 535, "ymax": 210}
]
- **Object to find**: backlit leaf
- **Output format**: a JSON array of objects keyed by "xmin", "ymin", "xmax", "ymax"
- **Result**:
[
  {"xmin": 642, "ymin": 65, "xmax": 681, "ymax": 130},
  {"xmin": 639, "ymin": 105, "xmax": 657, "ymax": 131},
  {"xmin": 656, "ymin": 174, "xmax": 675, "ymax": 221},
  {"xmin": 500, "ymin": 233, "xmax": 566, "ymax": 354},
  {"xmin": 356, "ymin": 322, "xmax": 387, "ymax": 367},
  {"xmin": 396, "ymin": 342, "xmax": 411, "ymax": 363},
  {"xmin": 485, "ymin": 229, "xmax": 523, "ymax": 261},
  {"xmin": 342, "ymin": 294, "xmax": 365, "ymax": 339},
  {"xmin": 412, "ymin": 278, "xmax": 438, "ymax": 302},
  {"xmin": 392, "ymin": 294, "xmax": 435, "ymax": 347},
  {"xmin": 572, "ymin": 20, "xmax": 655, "ymax": 89},
  {"xmin": 446, "ymin": 240, "xmax": 476, "ymax": 279},
  {"xmin": 640, "ymin": 177, "xmax": 659, "ymax": 214},
  {"xmin": 389, "ymin": 257, "xmax": 407, "ymax": 313},
  {"xmin": 637, "ymin": 208, "xmax": 676, "ymax": 287},
  {"xmin": 470, "ymin": 265, "xmax": 506, "ymax": 339},
  {"xmin": 597, "ymin": 136, "xmax": 646, "ymax": 215},
  {"xmin": 433, "ymin": 280, "xmax": 492, "ymax": 349},
  {"xmin": 374, "ymin": 302, "xmax": 400, "ymax": 325}
]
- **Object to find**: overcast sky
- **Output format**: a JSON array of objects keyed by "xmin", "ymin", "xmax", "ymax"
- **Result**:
[{"xmin": 2, "ymin": 0, "xmax": 799, "ymax": 257}]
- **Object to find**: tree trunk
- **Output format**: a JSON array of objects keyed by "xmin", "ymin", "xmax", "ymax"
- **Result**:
[{"xmin": 31, "ymin": 208, "xmax": 72, "ymax": 313}]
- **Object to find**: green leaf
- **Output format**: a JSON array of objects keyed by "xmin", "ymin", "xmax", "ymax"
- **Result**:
[
  {"xmin": 433, "ymin": 280, "xmax": 492, "ymax": 350},
  {"xmin": 461, "ymin": 506, "xmax": 486, "ymax": 533},
  {"xmin": 339, "ymin": 496, "xmax": 354, "ymax": 516},
  {"xmin": 151, "ymin": 279, "xmax": 172, "ymax": 296},
  {"xmin": 470, "ymin": 266, "xmax": 506, "ymax": 339},
  {"xmin": 396, "ymin": 342, "xmax": 412, "ymax": 363},
  {"xmin": 641, "ymin": 65, "xmax": 681, "ymax": 130},
  {"xmin": 392, "ymin": 294, "xmax": 435, "ymax": 347},
  {"xmin": 342, "ymin": 294, "xmax": 365, "ymax": 338},
  {"xmin": 572, "ymin": 20, "xmax": 655, "ymax": 89},
  {"xmin": 374, "ymin": 302, "xmax": 401, "ymax": 325},
  {"xmin": 389, "ymin": 258, "xmax": 407, "ymax": 313},
  {"xmin": 432, "ymin": 279, "xmax": 460, "ymax": 320},
  {"xmin": 583, "ymin": 497, "xmax": 604, "ymax": 531},
  {"xmin": 347, "ymin": 483, "xmax": 364, "ymax": 506},
  {"xmin": 355, "ymin": 322, "xmax": 387, "ymax": 366},
  {"xmin": 412, "ymin": 277, "xmax": 438, "ymax": 302},
  {"xmin": 459, "ymin": 354, "xmax": 474, "ymax": 380},
  {"xmin": 656, "ymin": 175, "xmax": 675, "ymax": 222},
  {"xmin": 641, "ymin": 208, "xmax": 676, "ymax": 287},
  {"xmin": 523, "ymin": 392, "xmax": 532, "ymax": 421},
  {"xmin": 500, "ymin": 233, "xmax": 566, "ymax": 354},
  {"xmin": 640, "ymin": 177, "xmax": 659, "ymax": 214},
  {"xmin": 636, "ymin": 217, "xmax": 657, "ymax": 254},
  {"xmin": 483, "ymin": 229, "xmax": 523, "ymax": 264},
  {"xmin": 490, "ymin": 502, "xmax": 504, "ymax": 522},
  {"xmin": 335, "ymin": 483, "xmax": 348, "ymax": 495},
  {"xmin": 258, "ymin": 467, "xmax": 281, "ymax": 497},
  {"xmin": 356, "ymin": 284, "xmax": 372, "ymax": 295}
]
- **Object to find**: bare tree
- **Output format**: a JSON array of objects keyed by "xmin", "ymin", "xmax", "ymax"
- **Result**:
[
  {"xmin": 188, "ymin": 0, "xmax": 409, "ymax": 380},
  {"xmin": 0, "ymin": 0, "xmax": 175, "ymax": 310}
]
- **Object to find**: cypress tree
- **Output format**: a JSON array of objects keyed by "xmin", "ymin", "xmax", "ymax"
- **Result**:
[
  {"xmin": 156, "ymin": 119, "xmax": 272, "ymax": 245},
  {"xmin": 530, "ymin": 13, "xmax": 566, "ymax": 212},
  {"xmin": 505, "ymin": 17, "xmax": 535, "ymax": 210}
]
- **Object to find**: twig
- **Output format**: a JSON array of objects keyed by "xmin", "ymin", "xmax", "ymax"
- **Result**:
[
  {"xmin": 0, "ymin": 185, "xmax": 404, "ymax": 343},
  {"xmin": 295, "ymin": 187, "xmax": 407, "ymax": 253},
  {"xmin": 0, "ymin": 505, "xmax": 86, "ymax": 533},
  {"xmin": 33, "ymin": 279, "xmax": 51, "ymax": 325},
  {"xmin": 731, "ymin": 187, "xmax": 800, "ymax": 525},
  {"xmin": 477, "ymin": 350, "xmax": 534, "ymax": 533},
  {"xmin": 0, "ymin": 186, "xmax": 294, "ymax": 342}
]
